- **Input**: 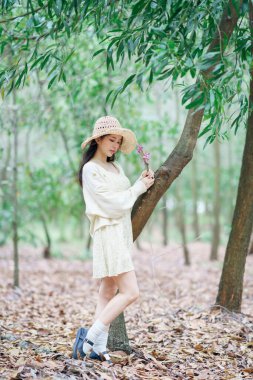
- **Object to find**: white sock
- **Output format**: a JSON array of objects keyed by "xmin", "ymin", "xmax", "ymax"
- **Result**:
[
  {"xmin": 93, "ymin": 329, "xmax": 109, "ymax": 355},
  {"xmin": 83, "ymin": 319, "xmax": 109, "ymax": 354}
]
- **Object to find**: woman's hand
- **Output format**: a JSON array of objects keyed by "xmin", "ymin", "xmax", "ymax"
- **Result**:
[
  {"xmin": 140, "ymin": 168, "xmax": 155, "ymax": 189},
  {"xmin": 141, "ymin": 169, "xmax": 154, "ymax": 179}
]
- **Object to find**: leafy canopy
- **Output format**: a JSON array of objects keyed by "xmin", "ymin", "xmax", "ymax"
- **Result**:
[{"xmin": 0, "ymin": 0, "xmax": 251, "ymax": 140}]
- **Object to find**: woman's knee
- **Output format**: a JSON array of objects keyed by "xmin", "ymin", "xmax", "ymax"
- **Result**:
[
  {"xmin": 114, "ymin": 271, "xmax": 140, "ymax": 304},
  {"xmin": 99, "ymin": 279, "xmax": 117, "ymax": 301},
  {"xmin": 126, "ymin": 288, "xmax": 140, "ymax": 304}
]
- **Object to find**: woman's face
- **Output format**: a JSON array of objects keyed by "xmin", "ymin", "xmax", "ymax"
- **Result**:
[{"xmin": 96, "ymin": 134, "xmax": 123, "ymax": 157}]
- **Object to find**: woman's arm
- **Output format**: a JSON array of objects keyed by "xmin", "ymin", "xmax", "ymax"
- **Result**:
[{"xmin": 82, "ymin": 164, "xmax": 147, "ymax": 219}]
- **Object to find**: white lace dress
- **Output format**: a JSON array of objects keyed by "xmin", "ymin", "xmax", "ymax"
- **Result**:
[
  {"xmin": 82, "ymin": 159, "xmax": 147, "ymax": 279},
  {"xmin": 91, "ymin": 162, "xmax": 135, "ymax": 278},
  {"xmin": 92, "ymin": 210, "xmax": 134, "ymax": 278}
]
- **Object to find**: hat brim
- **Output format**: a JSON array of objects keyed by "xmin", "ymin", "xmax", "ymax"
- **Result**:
[{"xmin": 81, "ymin": 128, "xmax": 137, "ymax": 154}]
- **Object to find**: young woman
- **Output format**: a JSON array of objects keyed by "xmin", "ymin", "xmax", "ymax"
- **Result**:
[{"xmin": 73, "ymin": 115, "xmax": 155, "ymax": 364}]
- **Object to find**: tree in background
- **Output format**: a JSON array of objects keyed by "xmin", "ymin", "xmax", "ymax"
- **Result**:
[{"xmin": 216, "ymin": 1, "xmax": 253, "ymax": 312}]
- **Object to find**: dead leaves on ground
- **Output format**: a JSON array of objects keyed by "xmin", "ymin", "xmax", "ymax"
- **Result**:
[{"xmin": 0, "ymin": 242, "xmax": 253, "ymax": 379}]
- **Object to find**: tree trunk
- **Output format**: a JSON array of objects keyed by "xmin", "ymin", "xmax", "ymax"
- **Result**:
[
  {"xmin": 162, "ymin": 194, "xmax": 168, "ymax": 246},
  {"xmin": 210, "ymin": 137, "xmax": 221, "ymax": 261},
  {"xmin": 107, "ymin": 312, "xmax": 131, "ymax": 354},
  {"xmin": 41, "ymin": 215, "xmax": 51, "ymax": 259},
  {"xmin": 215, "ymin": 2, "xmax": 253, "ymax": 311},
  {"xmin": 174, "ymin": 185, "xmax": 190, "ymax": 266},
  {"xmin": 12, "ymin": 91, "xmax": 19, "ymax": 288},
  {"xmin": 58, "ymin": 128, "xmax": 76, "ymax": 174},
  {"xmin": 110, "ymin": 0, "xmax": 241, "ymax": 352},
  {"xmin": 191, "ymin": 151, "xmax": 200, "ymax": 239},
  {"xmin": 227, "ymin": 140, "xmax": 234, "ymax": 222}
]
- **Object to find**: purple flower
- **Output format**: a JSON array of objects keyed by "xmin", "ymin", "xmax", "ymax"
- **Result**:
[
  {"xmin": 136, "ymin": 144, "xmax": 144, "ymax": 153},
  {"xmin": 136, "ymin": 143, "xmax": 151, "ymax": 169}
]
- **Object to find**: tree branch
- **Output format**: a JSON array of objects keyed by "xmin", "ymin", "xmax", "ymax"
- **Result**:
[
  {"xmin": 0, "ymin": 5, "xmax": 48, "ymax": 24},
  {"xmin": 131, "ymin": 0, "xmax": 243, "ymax": 240}
]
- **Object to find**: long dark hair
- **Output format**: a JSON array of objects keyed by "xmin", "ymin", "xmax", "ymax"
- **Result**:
[{"xmin": 78, "ymin": 134, "xmax": 122, "ymax": 187}]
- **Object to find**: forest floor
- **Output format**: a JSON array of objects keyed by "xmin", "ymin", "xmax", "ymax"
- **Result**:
[{"xmin": 0, "ymin": 241, "xmax": 253, "ymax": 380}]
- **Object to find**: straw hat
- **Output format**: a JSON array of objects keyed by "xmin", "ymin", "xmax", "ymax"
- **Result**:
[{"xmin": 81, "ymin": 116, "xmax": 137, "ymax": 154}]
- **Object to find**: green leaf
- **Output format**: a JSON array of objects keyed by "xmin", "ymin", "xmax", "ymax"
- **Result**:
[
  {"xmin": 203, "ymin": 134, "xmax": 215, "ymax": 149},
  {"xmin": 185, "ymin": 92, "xmax": 205, "ymax": 109},
  {"xmin": 40, "ymin": 55, "xmax": 51, "ymax": 70},
  {"xmin": 148, "ymin": 68, "xmax": 153, "ymax": 85},
  {"xmin": 48, "ymin": 74, "xmax": 58, "ymax": 89},
  {"xmin": 106, "ymin": 49, "xmax": 114, "ymax": 70},
  {"xmin": 111, "ymin": 86, "xmax": 123, "ymax": 109},
  {"xmin": 198, "ymin": 124, "xmax": 211, "ymax": 138},
  {"xmin": 30, "ymin": 55, "xmax": 45, "ymax": 70},
  {"xmin": 64, "ymin": 49, "xmax": 75, "ymax": 63},
  {"xmin": 105, "ymin": 89, "xmax": 114, "ymax": 104},
  {"xmin": 116, "ymin": 41, "xmax": 125, "ymax": 62},
  {"xmin": 181, "ymin": 84, "xmax": 198, "ymax": 105},
  {"xmin": 128, "ymin": 0, "xmax": 146, "ymax": 26},
  {"xmin": 92, "ymin": 48, "xmax": 106, "ymax": 59},
  {"xmin": 157, "ymin": 69, "xmax": 173, "ymax": 81},
  {"xmin": 62, "ymin": 71, "xmax": 66, "ymax": 83},
  {"xmin": 121, "ymin": 74, "xmax": 136, "ymax": 92}
]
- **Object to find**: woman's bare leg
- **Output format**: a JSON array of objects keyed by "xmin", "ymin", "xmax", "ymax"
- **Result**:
[
  {"xmin": 93, "ymin": 277, "xmax": 118, "ymax": 322},
  {"xmin": 98, "ymin": 270, "xmax": 139, "ymax": 326},
  {"xmin": 82, "ymin": 271, "xmax": 139, "ymax": 356}
]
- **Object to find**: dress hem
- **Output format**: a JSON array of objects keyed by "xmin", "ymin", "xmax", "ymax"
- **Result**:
[{"xmin": 92, "ymin": 267, "xmax": 135, "ymax": 279}]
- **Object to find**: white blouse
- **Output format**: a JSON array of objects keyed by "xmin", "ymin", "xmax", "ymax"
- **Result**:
[{"xmin": 82, "ymin": 160, "xmax": 147, "ymax": 237}]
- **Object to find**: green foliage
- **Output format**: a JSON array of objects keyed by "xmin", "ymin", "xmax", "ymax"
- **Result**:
[
  {"xmin": 1, "ymin": 0, "xmax": 250, "ymax": 146},
  {"xmin": 0, "ymin": 1, "xmax": 250, "ymax": 260}
]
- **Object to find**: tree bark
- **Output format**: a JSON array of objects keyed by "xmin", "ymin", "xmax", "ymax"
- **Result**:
[
  {"xmin": 191, "ymin": 151, "xmax": 200, "ymax": 239},
  {"xmin": 174, "ymin": 185, "xmax": 190, "ymax": 266},
  {"xmin": 162, "ymin": 194, "xmax": 168, "ymax": 246},
  {"xmin": 215, "ymin": 1, "xmax": 253, "ymax": 311},
  {"xmin": 41, "ymin": 215, "xmax": 51, "ymax": 259},
  {"xmin": 58, "ymin": 127, "xmax": 76, "ymax": 174},
  {"xmin": 227, "ymin": 141, "xmax": 235, "ymax": 222},
  {"xmin": 210, "ymin": 137, "xmax": 221, "ymax": 261},
  {"xmin": 110, "ymin": 0, "xmax": 242, "ymax": 352},
  {"xmin": 107, "ymin": 312, "xmax": 131, "ymax": 354}
]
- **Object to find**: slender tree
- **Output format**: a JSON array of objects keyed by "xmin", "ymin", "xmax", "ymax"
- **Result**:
[
  {"xmin": 191, "ymin": 151, "xmax": 200, "ymax": 239},
  {"xmin": 174, "ymin": 184, "xmax": 190, "ymax": 266},
  {"xmin": 215, "ymin": 1, "xmax": 253, "ymax": 311},
  {"xmin": 162, "ymin": 194, "xmax": 169, "ymax": 246},
  {"xmin": 210, "ymin": 137, "xmax": 221, "ymax": 261},
  {"xmin": 12, "ymin": 91, "xmax": 19, "ymax": 287}
]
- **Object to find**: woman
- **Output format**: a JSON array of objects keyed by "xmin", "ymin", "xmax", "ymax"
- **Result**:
[{"xmin": 73, "ymin": 115, "xmax": 155, "ymax": 364}]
